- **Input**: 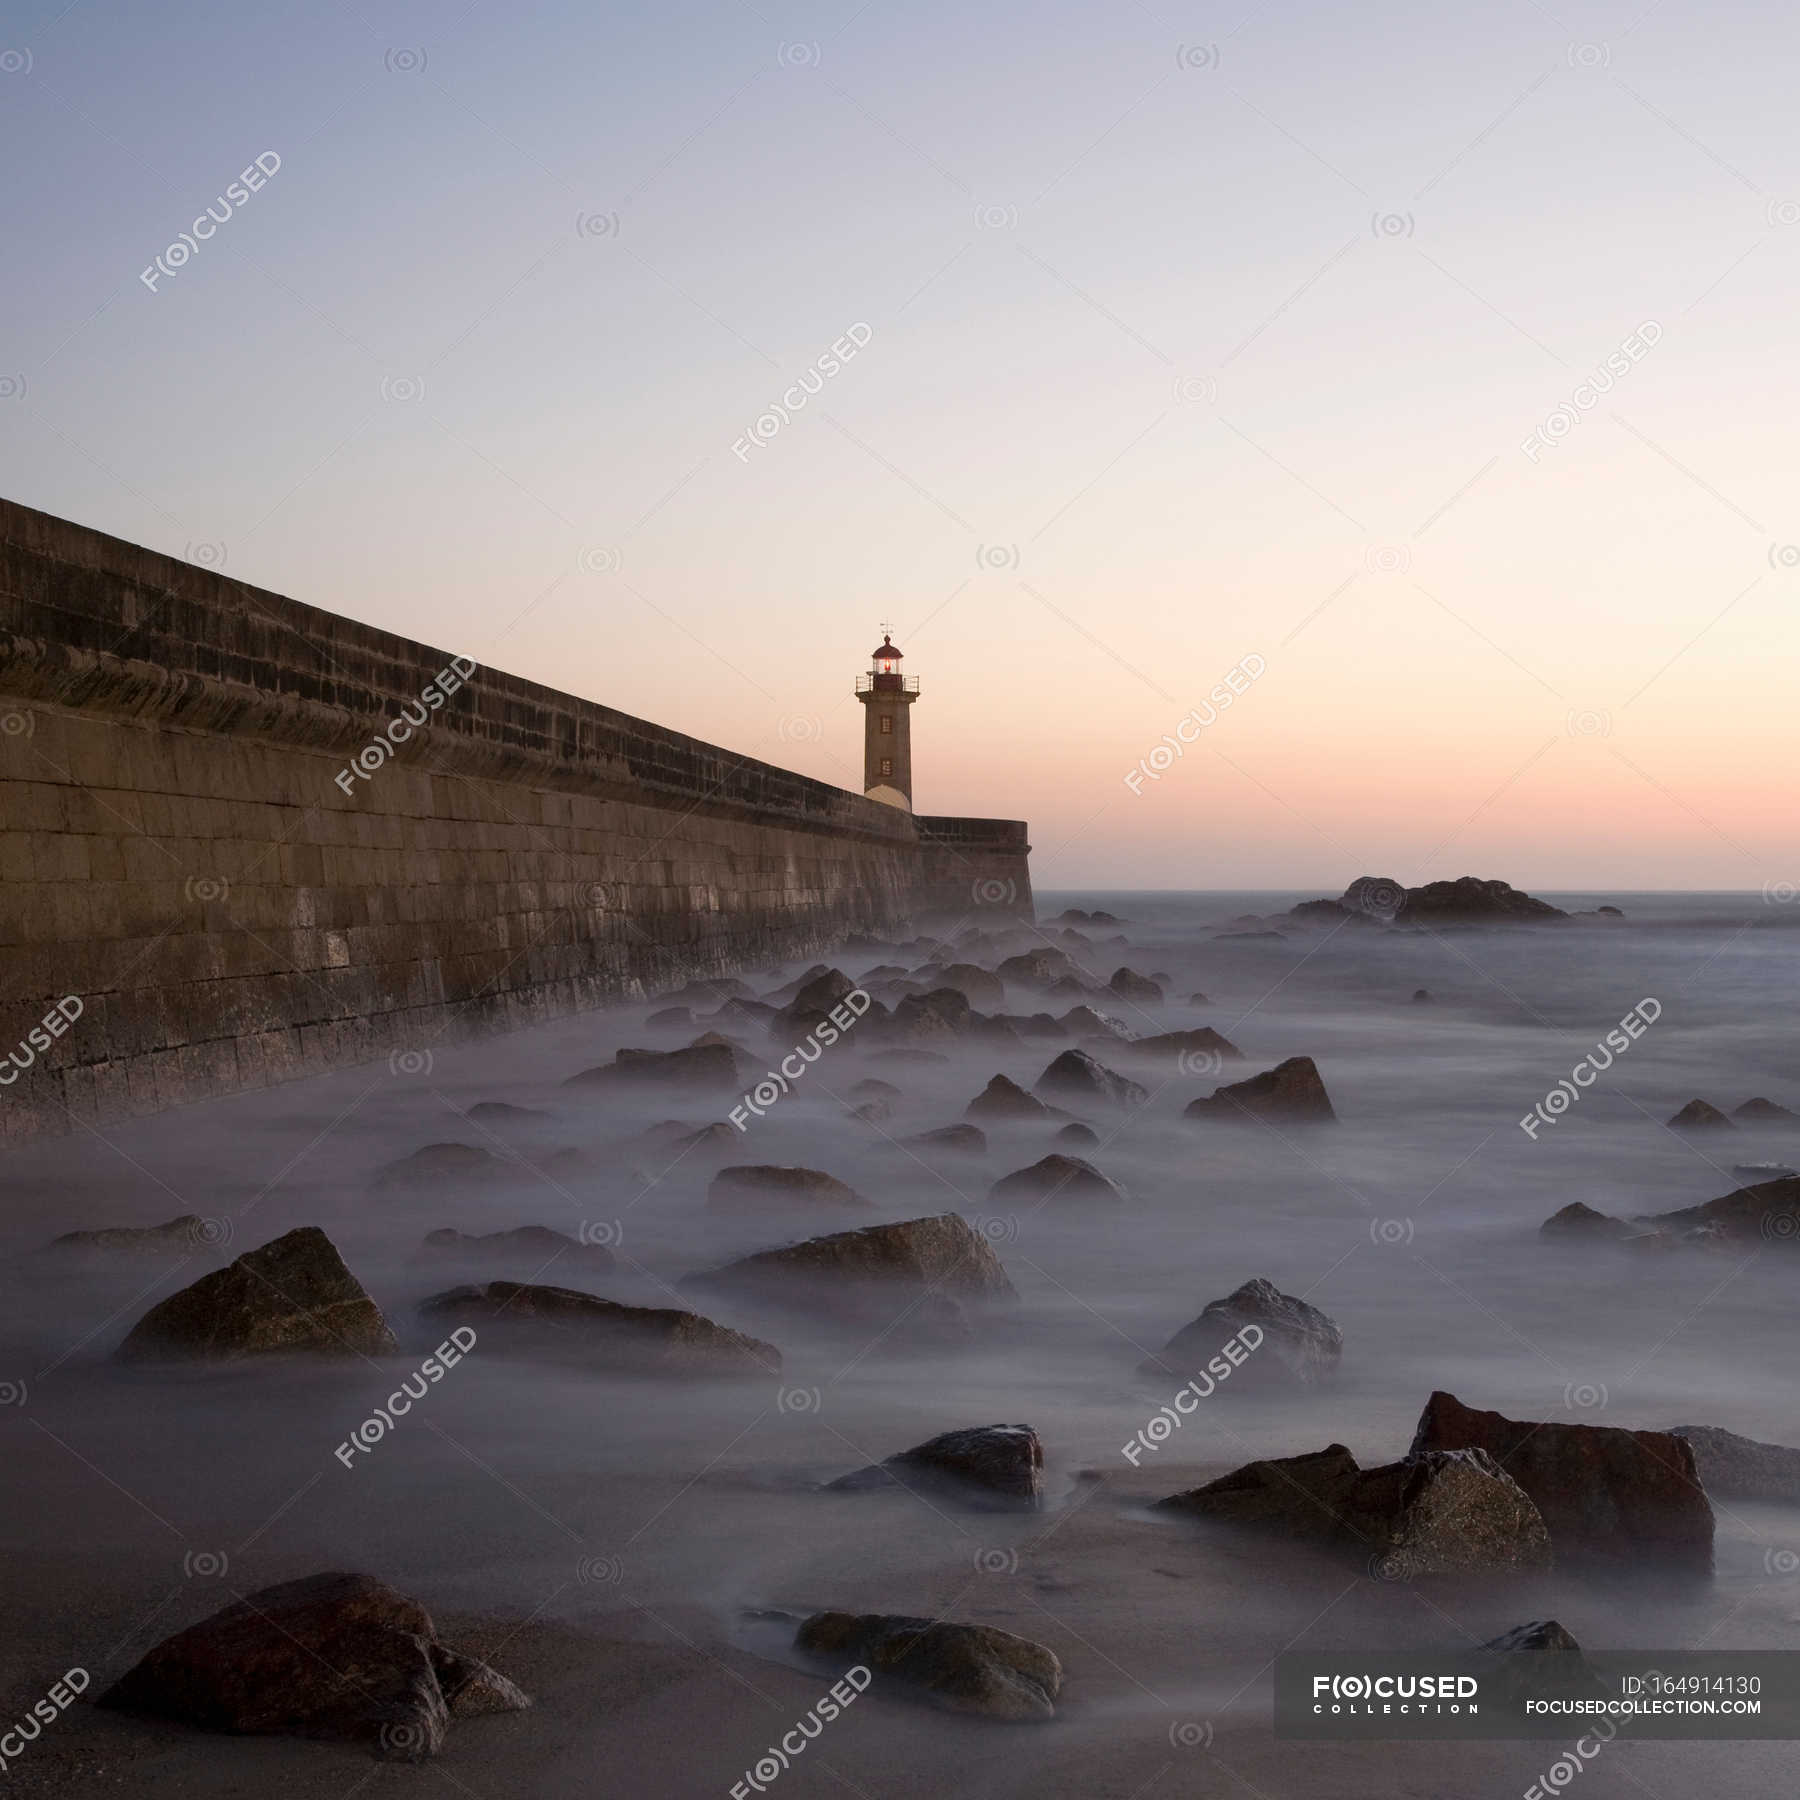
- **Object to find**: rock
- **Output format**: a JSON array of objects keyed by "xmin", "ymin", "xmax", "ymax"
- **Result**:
[
  {"xmin": 1108, "ymin": 967, "xmax": 1163, "ymax": 1004},
  {"xmin": 630, "ymin": 1119, "xmax": 738, "ymax": 1161},
  {"xmin": 1117, "ymin": 1027, "xmax": 1243, "ymax": 1065},
  {"xmin": 890, "ymin": 988, "xmax": 974, "ymax": 1042},
  {"xmin": 966, "ymin": 1073, "xmax": 1055, "ymax": 1121},
  {"xmin": 1596, "ymin": 905, "xmax": 1624, "ymax": 917},
  {"xmin": 993, "ymin": 1012, "xmax": 1065, "ymax": 1040},
  {"xmin": 1482, "ymin": 1619, "xmax": 1584, "ymax": 1655},
  {"xmin": 790, "ymin": 968, "xmax": 857, "ymax": 1015},
  {"xmin": 1410, "ymin": 1390, "xmax": 1712, "ymax": 1575},
  {"xmin": 1396, "ymin": 877, "xmax": 1566, "ymax": 924},
  {"xmin": 1045, "ymin": 972, "xmax": 1103, "ymax": 998},
  {"xmin": 707, "ymin": 1166, "xmax": 869, "ymax": 1211},
  {"xmin": 646, "ymin": 1005, "xmax": 694, "ymax": 1028},
  {"xmin": 996, "ymin": 948, "xmax": 1079, "ymax": 988},
  {"xmin": 1057, "ymin": 1004, "xmax": 1133, "ymax": 1040},
  {"xmin": 419, "ymin": 1282, "xmax": 780, "ymax": 1375},
  {"xmin": 1154, "ymin": 1442, "xmax": 1551, "ymax": 1579},
  {"xmin": 1187, "ymin": 991, "xmax": 1211, "ymax": 1005},
  {"xmin": 672, "ymin": 976, "xmax": 754, "ymax": 1003},
  {"xmin": 1668, "ymin": 1099, "xmax": 1734, "ymax": 1131},
  {"xmin": 463, "ymin": 1101, "xmax": 552, "ymax": 1125},
  {"xmin": 903, "ymin": 1124, "xmax": 988, "ymax": 1155},
  {"xmin": 1667, "ymin": 1425, "xmax": 1800, "ymax": 1503},
  {"xmin": 117, "ymin": 1227, "xmax": 396, "ymax": 1362},
  {"xmin": 933, "ymin": 963, "xmax": 1005, "ymax": 1009},
  {"xmin": 1642, "ymin": 1173, "xmax": 1800, "ymax": 1245},
  {"xmin": 850, "ymin": 1078, "xmax": 903, "ymax": 1106},
  {"xmin": 98, "ymin": 1572, "xmax": 527, "ymax": 1758},
  {"xmin": 795, "ymin": 1613, "xmax": 1060, "ymax": 1721},
  {"xmin": 1732, "ymin": 1161, "xmax": 1798, "ymax": 1182},
  {"xmin": 1033, "ymin": 1049, "xmax": 1146, "ymax": 1109},
  {"xmin": 50, "ymin": 1214, "xmax": 212, "ymax": 1254},
  {"xmin": 851, "ymin": 1098, "xmax": 893, "ymax": 1123},
  {"xmin": 1735, "ymin": 1097, "xmax": 1799, "ymax": 1123},
  {"xmin": 684, "ymin": 1213, "xmax": 1017, "ymax": 1313},
  {"xmin": 1411, "ymin": 988, "xmax": 1432, "ymax": 1003},
  {"xmin": 421, "ymin": 1225, "xmax": 615, "ymax": 1271},
  {"xmin": 1055, "ymin": 1122, "xmax": 1099, "ymax": 1148},
  {"xmin": 565, "ymin": 1044, "xmax": 741, "ymax": 1093},
  {"xmin": 989, "ymin": 1154, "xmax": 1125, "ymax": 1207},
  {"xmin": 1139, "ymin": 1277, "xmax": 1343, "ymax": 1387},
  {"xmin": 1477, "ymin": 1620, "xmax": 1607, "ymax": 1705},
  {"xmin": 375, "ymin": 1143, "xmax": 512, "ymax": 1191},
  {"xmin": 830, "ymin": 1423, "xmax": 1044, "ymax": 1506},
  {"xmin": 1214, "ymin": 930, "xmax": 1286, "ymax": 941},
  {"xmin": 706, "ymin": 997, "xmax": 779, "ymax": 1030},
  {"xmin": 1184, "ymin": 1056, "xmax": 1336, "ymax": 1125},
  {"xmin": 1540, "ymin": 1202, "xmax": 1636, "ymax": 1242}
]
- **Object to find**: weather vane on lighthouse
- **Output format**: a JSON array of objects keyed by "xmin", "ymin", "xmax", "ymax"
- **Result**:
[{"xmin": 854, "ymin": 627, "xmax": 919, "ymax": 811}]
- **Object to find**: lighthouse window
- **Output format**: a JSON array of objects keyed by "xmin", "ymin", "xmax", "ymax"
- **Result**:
[
  {"xmin": 878, "ymin": 757, "xmax": 893, "ymax": 777},
  {"xmin": 879, "ymin": 715, "xmax": 893, "ymax": 735}
]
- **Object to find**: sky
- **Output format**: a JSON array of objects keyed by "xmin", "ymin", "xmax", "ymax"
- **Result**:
[{"xmin": 3, "ymin": 0, "xmax": 1796, "ymax": 891}]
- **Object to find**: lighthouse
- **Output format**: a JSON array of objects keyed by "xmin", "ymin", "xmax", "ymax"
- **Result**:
[{"xmin": 854, "ymin": 631, "xmax": 919, "ymax": 810}]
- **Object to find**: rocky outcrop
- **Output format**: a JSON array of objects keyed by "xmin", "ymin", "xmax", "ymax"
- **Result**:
[
  {"xmin": 989, "ymin": 1154, "xmax": 1125, "ymax": 1207},
  {"xmin": 707, "ymin": 1166, "xmax": 868, "ymax": 1211},
  {"xmin": 1304, "ymin": 876, "xmax": 1568, "ymax": 925},
  {"xmin": 98, "ymin": 1572, "xmax": 528, "ymax": 1759},
  {"xmin": 683, "ymin": 1213, "xmax": 1017, "ymax": 1312},
  {"xmin": 966, "ymin": 1074, "xmax": 1055, "ymax": 1121},
  {"xmin": 795, "ymin": 1613, "xmax": 1060, "ymax": 1721},
  {"xmin": 1155, "ymin": 1443, "xmax": 1551, "ymax": 1578},
  {"xmin": 1668, "ymin": 1099, "xmax": 1734, "ymax": 1132},
  {"xmin": 421, "ymin": 1225, "xmax": 615, "ymax": 1271},
  {"xmin": 565, "ymin": 1044, "xmax": 742, "ymax": 1092},
  {"xmin": 1057, "ymin": 1004, "xmax": 1132, "ymax": 1040},
  {"xmin": 1033, "ymin": 1049, "xmax": 1146, "ymax": 1109},
  {"xmin": 1668, "ymin": 1425, "xmax": 1800, "ymax": 1503},
  {"xmin": 1140, "ymin": 1277, "xmax": 1342, "ymax": 1387},
  {"xmin": 1410, "ymin": 1390, "xmax": 1712, "ymax": 1575},
  {"xmin": 1108, "ymin": 968, "xmax": 1163, "ymax": 1004},
  {"xmin": 419, "ymin": 1281, "xmax": 779, "ymax": 1375},
  {"xmin": 1736, "ymin": 1097, "xmax": 1800, "ymax": 1124},
  {"xmin": 50, "ymin": 1214, "xmax": 213, "ymax": 1254},
  {"xmin": 829, "ymin": 1423, "xmax": 1044, "ymax": 1507},
  {"xmin": 1184, "ymin": 1056, "xmax": 1336, "ymax": 1125},
  {"xmin": 117, "ymin": 1227, "xmax": 396, "ymax": 1362},
  {"xmin": 1641, "ymin": 1173, "xmax": 1800, "ymax": 1245}
]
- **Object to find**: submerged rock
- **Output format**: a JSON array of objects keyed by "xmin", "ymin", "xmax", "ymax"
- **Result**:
[
  {"xmin": 98, "ymin": 1571, "xmax": 528, "ymax": 1759},
  {"xmin": 1184, "ymin": 1056, "xmax": 1336, "ymax": 1125},
  {"xmin": 1055, "ymin": 1122, "xmax": 1099, "ymax": 1148},
  {"xmin": 1540, "ymin": 1202, "xmax": 1636, "ymax": 1242},
  {"xmin": 1033, "ymin": 1048, "xmax": 1146, "ymax": 1109},
  {"xmin": 903, "ymin": 1123, "xmax": 989, "ymax": 1155},
  {"xmin": 419, "ymin": 1281, "xmax": 779, "ymax": 1375},
  {"xmin": 421, "ymin": 1225, "xmax": 615, "ymax": 1271},
  {"xmin": 1735, "ymin": 1097, "xmax": 1800, "ymax": 1124},
  {"xmin": 50, "ymin": 1214, "xmax": 213, "ymax": 1254},
  {"xmin": 989, "ymin": 1154, "xmax": 1125, "ymax": 1207},
  {"xmin": 1118, "ymin": 1026, "xmax": 1243, "ymax": 1065},
  {"xmin": 707, "ymin": 1166, "xmax": 868, "ymax": 1211},
  {"xmin": 463, "ymin": 1101, "xmax": 552, "ymax": 1125},
  {"xmin": 1641, "ymin": 1173, "xmax": 1800, "ymax": 1245},
  {"xmin": 966, "ymin": 1073, "xmax": 1055, "ymax": 1121},
  {"xmin": 1410, "ymin": 1390, "xmax": 1712, "ymax": 1576},
  {"xmin": 1668, "ymin": 1099, "xmax": 1734, "ymax": 1132},
  {"xmin": 375, "ymin": 1143, "xmax": 513, "ymax": 1191},
  {"xmin": 795, "ymin": 1613, "xmax": 1061, "ymax": 1721},
  {"xmin": 565, "ymin": 1044, "xmax": 742, "ymax": 1092},
  {"xmin": 830, "ymin": 1423, "xmax": 1044, "ymax": 1507},
  {"xmin": 117, "ymin": 1227, "xmax": 396, "ymax": 1362},
  {"xmin": 1140, "ymin": 1277, "xmax": 1342, "ymax": 1387}
]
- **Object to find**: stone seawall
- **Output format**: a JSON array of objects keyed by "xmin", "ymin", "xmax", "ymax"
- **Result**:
[{"xmin": 0, "ymin": 498, "xmax": 1031, "ymax": 1144}]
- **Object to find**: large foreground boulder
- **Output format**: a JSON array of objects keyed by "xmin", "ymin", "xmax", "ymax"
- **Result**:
[
  {"xmin": 1184, "ymin": 1056, "xmax": 1336, "ymax": 1125},
  {"xmin": 98, "ymin": 1572, "xmax": 528, "ymax": 1759},
  {"xmin": 1033, "ymin": 1049, "xmax": 1146, "ymax": 1110},
  {"xmin": 707, "ymin": 1166, "xmax": 868, "ymax": 1211},
  {"xmin": 830, "ymin": 1423, "xmax": 1044, "ymax": 1507},
  {"xmin": 1155, "ymin": 1443, "xmax": 1550, "ymax": 1578},
  {"xmin": 1668, "ymin": 1424, "xmax": 1800, "ymax": 1503},
  {"xmin": 795, "ymin": 1612, "xmax": 1060, "ymax": 1721},
  {"xmin": 1139, "ymin": 1277, "xmax": 1342, "ymax": 1387},
  {"xmin": 117, "ymin": 1227, "xmax": 396, "ymax": 1362},
  {"xmin": 1410, "ymin": 1390, "xmax": 1712, "ymax": 1575},
  {"xmin": 420, "ymin": 1282, "xmax": 778, "ymax": 1375},
  {"xmin": 989, "ymin": 1154, "xmax": 1124, "ymax": 1207},
  {"xmin": 683, "ymin": 1214, "xmax": 1016, "ymax": 1313}
]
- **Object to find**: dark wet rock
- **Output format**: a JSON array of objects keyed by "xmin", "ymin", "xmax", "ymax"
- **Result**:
[
  {"xmin": 1108, "ymin": 967, "xmax": 1164, "ymax": 1004},
  {"xmin": 1396, "ymin": 877, "xmax": 1566, "ymax": 924},
  {"xmin": 1119, "ymin": 1027, "xmax": 1243, "ymax": 1064},
  {"xmin": 1482, "ymin": 1619, "xmax": 1584, "ymax": 1655},
  {"xmin": 421, "ymin": 1225, "xmax": 615, "ymax": 1271},
  {"xmin": 903, "ymin": 1124, "xmax": 988, "ymax": 1155},
  {"xmin": 419, "ymin": 1281, "xmax": 779, "ymax": 1375},
  {"xmin": 646, "ymin": 1005, "xmax": 694, "ymax": 1028},
  {"xmin": 1642, "ymin": 1173, "xmax": 1800, "ymax": 1245},
  {"xmin": 1055, "ymin": 1122, "xmax": 1099, "ymax": 1148},
  {"xmin": 464, "ymin": 1101, "xmax": 552, "ymax": 1125},
  {"xmin": 829, "ymin": 1423, "xmax": 1044, "ymax": 1506},
  {"xmin": 50, "ymin": 1214, "xmax": 212, "ymax": 1255},
  {"xmin": 1667, "ymin": 1425, "xmax": 1800, "ymax": 1503},
  {"xmin": 1411, "ymin": 988, "xmax": 1432, "ymax": 1003},
  {"xmin": 1034, "ymin": 1048, "xmax": 1146, "ymax": 1109},
  {"xmin": 1668, "ymin": 1099, "xmax": 1734, "ymax": 1132},
  {"xmin": 1052, "ymin": 908, "xmax": 1122, "ymax": 926},
  {"xmin": 375, "ymin": 1142, "xmax": 513, "ymax": 1191},
  {"xmin": 1184, "ymin": 1056, "xmax": 1336, "ymax": 1125},
  {"xmin": 683, "ymin": 1213, "xmax": 1017, "ymax": 1313},
  {"xmin": 117, "ymin": 1227, "xmax": 396, "ymax": 1363},
  {"xmin": 1735, "ymin": 1097, "xmax": 1799, "ymax": 1124},
  {"xmin": 565, "ymin": 1044, "xmax": 741, "ymax": 1093},
  {"xmin": 931, "ymin": 963, "xmax": 1005, "ymax": 1010},
  {"xmin": 989, "ymin": 1154, "xmax": 1125, "ymax": 1206},
  {"xmin": 795, "ymin": 1613, "xmax": 1060, "ymax": 1721},
  {"xmin": 1154, "ymin": 1444, "xmax": 1551, "ymax": 1578},
  {"xmin": 1057, "ymin": 1004, "xmax": 1132, "ymax": 1040},
  {"xmin": 1477, "ymin": 1618, "xmax": 1607, "ymax": 1704},
  {"xmin": 1139, "ymin": 1277, "xmax": 1342, "ymax": 1387},
  {"xmin": 891, "ymin": 987, "xmax": 974, "ymax": 1042},
  {"xmin": 997, "ymin": 948, "xmax": 1080, "ymax": 988},
  {"xmin": 1540, "ymin": 1202, "xmax": 1636, "ymax": 1242},
  {"xmin": 966, "ymin": 1073, "xmax": 1055, "ymax": 1121},
  {"xmin": 708, "ymin": 1166, "xmax": 869, "ymax": 1211},
  {"xmin": 1410, "ymin": 1390, "xmax": 1712, "ymax": 1575},
  {"xmin": 790, "ymin": 968, "xmax": 857, "ymax": 1015},
  {"xmin": 98, "ymin": 1572, "xmax": 528, "ymax": 1759}
]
